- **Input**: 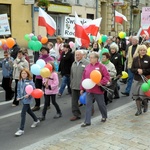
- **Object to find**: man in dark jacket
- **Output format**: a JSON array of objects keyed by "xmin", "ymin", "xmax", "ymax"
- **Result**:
[{"xmin": 58, "ymin": 43, "xmax": 74, "ymax": 96}]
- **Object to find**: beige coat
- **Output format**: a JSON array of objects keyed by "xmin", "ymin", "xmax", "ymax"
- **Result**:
[
  {"xmin": 127, "ymin": 45, "xmax": 139, "ymax": 69},
  {"xmin": 13, "ymin": 57, "xmax": 29, "ymax": 79}
]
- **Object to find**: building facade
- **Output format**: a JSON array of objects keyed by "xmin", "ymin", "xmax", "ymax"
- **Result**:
[
  {"xmin": 1, "ymin": 0, "xmax": 150, "ymax": 46},
  {"xmin": 0, "ymin": 0, "xmax": 33, "ymax": 46}
]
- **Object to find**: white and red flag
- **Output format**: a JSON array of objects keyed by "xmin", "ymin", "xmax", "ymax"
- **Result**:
[
  {"xmin": 115, "ymin": 10, "xmax": 127, "ymax": 24},
  {"xmin": 75, "ymin": 12, "xmax": 90, "ymax": 48},
  {"xmin": 38, "ymin": 7, "xmax": 56, "ymax": 36},
  {"xmin": 83, "ymin": 18, "xmax": 102, "ymax": 36}
]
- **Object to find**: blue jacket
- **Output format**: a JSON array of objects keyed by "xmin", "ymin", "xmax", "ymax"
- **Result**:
[
  {"xmin": 0, "ymin": 57, "xmax": 14, "ymax": 78},
  {"xmin": 17, "ymin": 79, "xmax": 35, "ymax": 104}
]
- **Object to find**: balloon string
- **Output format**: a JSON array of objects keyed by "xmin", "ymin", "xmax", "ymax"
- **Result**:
[
  {"xmin": 141, "ymin": 75, "xmax": 148, "ymax": 82},
  {"xmin": 100, "ymin": 85, "xmax": 113, "ymax": 94}
]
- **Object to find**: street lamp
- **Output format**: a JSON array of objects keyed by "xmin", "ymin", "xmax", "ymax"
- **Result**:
[{"xmin": 129, "ymin": 0, "xmax": 139, "ymax": 35}]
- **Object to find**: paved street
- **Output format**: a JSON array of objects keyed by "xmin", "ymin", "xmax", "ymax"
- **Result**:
[
  {"xmin": 21, "ymin": 101, "xmax": 150, "ymax": 150},
  {"xmin": 0, "ymin": 74, "xmax": 133, "ymax": 150}
]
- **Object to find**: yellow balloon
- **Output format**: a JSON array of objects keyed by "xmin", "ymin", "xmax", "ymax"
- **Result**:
[
  {"xmin": 40, "ymin": 68, "xmax": 51, "ymax": 78},
  {"xmin": 119, "ymin": 32, "xmax": 125, "ymax": 39},
  {"xmin": 98, "ymin": 37, "xmax": 102, "ymax": 44},
  {"xmin": 147, "ymin": 47, "xmax": 150, "ymax": 56},
  {"xmin": 121, "ymin": 71, "xmax": 128, "ymax": 79}
]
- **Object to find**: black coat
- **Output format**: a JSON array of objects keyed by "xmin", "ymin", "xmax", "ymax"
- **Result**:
[
  {"xmin": 59, "ymin": 50, "xmax": 74, "ymax": 76},
  {"xmin": 131, "ymin": 55, "xmax": 150, "ymax": 81},
  {"xmin": 10, "ymin": 44, "xmax": 20, "ymax": 59},
  {"xmin": 110, "ymin": 52, "xmax": 123, "ymax": 76}
]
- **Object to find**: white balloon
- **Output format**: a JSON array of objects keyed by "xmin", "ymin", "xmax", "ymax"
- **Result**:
[
  {"xmin": 36, "ymin": 59, "xmax": 46, "ymax": 69},
  {"xmin": 82, "ymin": 78, "xmax": 96, "ymax": 90}
]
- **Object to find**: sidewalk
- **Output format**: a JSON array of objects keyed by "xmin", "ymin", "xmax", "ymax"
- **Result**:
[{"xmin": 21, "ymin": 101, "xmax": 150, "ymax": 150}]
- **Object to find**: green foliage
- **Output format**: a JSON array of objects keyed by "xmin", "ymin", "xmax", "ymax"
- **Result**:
[{"xmin": 37, "ymin": 0, "xmax": 49, "ymax": 7}]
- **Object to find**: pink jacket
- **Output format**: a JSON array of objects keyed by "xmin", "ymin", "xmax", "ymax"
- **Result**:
[
  {"xmin": 80, "ymin": 62, "xmax": 110, "ymax": 94},
  {"xmin": 43, "ymin": 72, "xmax": 59, "ymax": 95}
]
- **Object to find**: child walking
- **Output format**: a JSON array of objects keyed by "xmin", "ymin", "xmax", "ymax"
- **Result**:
[
  {"xmin": 39, "ymin": 62, "xmax": 62, "ymax": 121},
  {"xmin": 15, "ymin": 68, "xmax": 40, "ymax": 136}
]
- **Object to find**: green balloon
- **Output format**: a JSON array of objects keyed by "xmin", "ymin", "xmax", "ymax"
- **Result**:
[
  {"xmin": 100, "ymin": 48, "xmax": 109, "ymax": 60},
  {"xmin": 32, "ymin": 41, "xmax": 42, "ymax": 51},
  {"xmin": 31, "ymin": 36, "xmax": 38, "ymax": 41},
  {"xmin": 90, "ymin": 35, "xmax": 94, "ymax": 42},
  {"xmin": 24, "ymin": 34, "xmax": 30, "ymax": 41},
  {"xmin": 101, "ymin": 35, "xmax": 108, "ymax": 43},
  {"xmin": 28, "ymin": 40, "xmax": 35, "ymax": 50},
  {"xmin": 141, "ymin": 83, "xmax": 149, "ymax": 92},
  {"xmin": 147, "ymin": 79, "xmax": 150, "ymax": 87}
]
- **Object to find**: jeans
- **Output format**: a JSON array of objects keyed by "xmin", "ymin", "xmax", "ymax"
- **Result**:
[
  {"xmin": 59, "ymin": 75, "xmax": 71, "ymax": 95},
  {"xmin": 125, "ymin": 69, "xmax": 134, "ymax": 94},
  {"xmin": 42, "ymin": 94, "xmax": 61, "ymax": 117},
  {"xmin": 20, "ymin": 104, "xmax": 38, "ymax": 130}
]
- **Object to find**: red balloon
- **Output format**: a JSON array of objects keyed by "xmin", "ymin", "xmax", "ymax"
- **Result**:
[
  {"xmin": 31, "ymin": 89, "xmax": 44, "ymax": 98},
  {"xmin": 45, "ymin": 63, "xmax": 53, "ymax": 72},
  {"xmin": 144, "ymin": 90, "xmax": 150, "ymax": 97}
]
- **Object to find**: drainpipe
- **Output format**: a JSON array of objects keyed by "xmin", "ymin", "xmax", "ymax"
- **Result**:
[
  {"xmin": 96, "ymin": 0, "xmax": 98, "ymax": 18},
  {"xmin": 31, "ymin": 4, "xmax": 35, "ymax": 34}
]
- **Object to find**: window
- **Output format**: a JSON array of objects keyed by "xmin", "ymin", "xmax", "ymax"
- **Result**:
[
  {"xmin": 49, "ymin": 15, "xmax": 63, "ymax": 36},
  {"xmin": 0, "ymin": 4, "xmax": 11, "ymax": 38},
  {"xmin": 75, "ymin": 0, "xmax": 80, "ymax": 5},
  {"xmin": 87, "ymin": 14, "xmax": 94, "ymax": 19}
]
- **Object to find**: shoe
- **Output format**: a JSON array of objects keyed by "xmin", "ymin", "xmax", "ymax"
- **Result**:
[
  {"xmin": 135, "ymin": 110, "xmax": 142, "ymax": 116},
  {"xmin": 15, "ymin": 130, "xmax": 24, "ymax": 136},
  {"xmin": 31, "ymin": 120, "xmax": 40, "ymax": 128},
  {"xmin": 38, "ymin": 116, "xmax": 45, "ymax": 121},
  {"xmin": 121, "ymin": 92, "xmax": 129, "ymax": 96},
  {"xmin": 81, "ymin": 123, "xmax": 91, "ymax": 127},
  {"xmin": 78, "ymin": 104, "xmax": 83, "ymax": 107},
  {"xmin": 58, "ymin": 93, "xmax": 62, "ymax": 97},
  {"xmin": 12, "ymin": 104, "xmax": 17, "ymax": 107},
  {"xmin": 32, "ymin": 106, "xmax": 40, "ymax": 111},
  {"xmin": 113, "ymin": 96, "xmax": 120, "ymax": 99},
  {"xmin": 53, "ymin": 113, "xmax": 62, "ymax": 119},
  {"xmin": 101, "ymin": 118, "xmax": 107, "ymax": 122},
  {"xmin": 120, "ymin": 80, "xmax": 127, "ymax": 84},
  {"xmin": 70, "ymin": 116, "xmax": 81, "ymax": 121}
]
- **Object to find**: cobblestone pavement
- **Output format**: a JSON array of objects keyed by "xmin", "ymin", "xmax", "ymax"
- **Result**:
[{"xmin": 21, "ymin": 101, "xmax": 150, "ymax": 150}]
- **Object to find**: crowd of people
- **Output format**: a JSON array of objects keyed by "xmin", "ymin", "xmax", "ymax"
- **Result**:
[{"xmin": 1, "ymin": 35, "xmax": 150, "ymax": 136}]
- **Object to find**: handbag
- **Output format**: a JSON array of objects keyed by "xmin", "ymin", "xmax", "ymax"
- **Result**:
[{"xmin": 138, "ymin": 57, "xmax": 150, "ymax": 79}]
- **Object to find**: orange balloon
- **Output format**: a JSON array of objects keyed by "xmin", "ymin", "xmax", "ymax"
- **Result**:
[
  {"xmin": 1, "ymin": 39, "xmax": 6, "ymax": 46},
  {"xmin": 90, "ymin": 70, "xmax": 102, "ymax": 84},
  {"xmin": 6, "ymin": 38, "xmax": 15, "ymax": 48},
  {"xmin": 41, "ymin": 37, "xmax": 48, "ymax": 44}
]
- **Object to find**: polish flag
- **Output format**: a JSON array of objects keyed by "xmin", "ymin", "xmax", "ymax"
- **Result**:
[
  {"xmin": 137, "ymin": 25, "xmax": 150, "ymax": 39},
  {"xmin": 115, "ymin": 11, "xmax": 127, "ymax": 24},
  {"xmin": 75, "ymin": 12, "xmax": 90, "ymax": 48},
  {"xmin": 83, "ymin": 18, "xmax": 102, "ymax": 36},
  {"xmin": 38, "ymin": 7, "xmax": 56, "ymax": 36}
]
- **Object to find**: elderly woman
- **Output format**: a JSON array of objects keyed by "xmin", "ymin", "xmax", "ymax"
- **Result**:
[
  {"xmin": 101, "ymin": 52, "xmax": 117, "ymax": 104},
  {"xmin": 110, "ymin": 43, "xmax": 123, "ymax": 99},
  {"xmin": 131, "ymin": 45, "xmax": 150, "ymax": 116},
  {"xmin": 80, "ymin": 52, "xmax": 110, "ymax": 127}
]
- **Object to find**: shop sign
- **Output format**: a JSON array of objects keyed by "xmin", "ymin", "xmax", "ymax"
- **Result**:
[
  {"xmin": 25, "ymin": 0, "xmax": 35, "ymax": 4},
  {"xmin": 48, "ymin": 4, "xmax": 72, "ymax": 14},
  {"xmin": 0, "ymin": 14, "xmax": 11, "ymax": 36},
  {"xmin": 64, "ymin": 16, "xmax": 91, "ymax": 38}
]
